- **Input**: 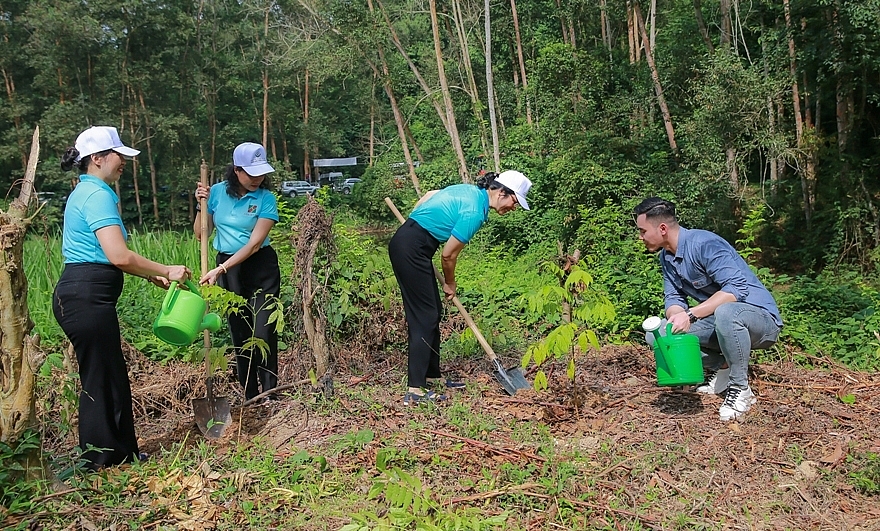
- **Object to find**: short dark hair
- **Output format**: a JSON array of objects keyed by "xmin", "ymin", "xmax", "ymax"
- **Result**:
[{"xmin": 633, "ymin": 197, "xmax": 677, "ymax": 224}]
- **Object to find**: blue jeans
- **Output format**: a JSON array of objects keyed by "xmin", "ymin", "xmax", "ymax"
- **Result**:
[{"xmin": 688, "ymin": 302, "xmax": 780, "ymax": 388}]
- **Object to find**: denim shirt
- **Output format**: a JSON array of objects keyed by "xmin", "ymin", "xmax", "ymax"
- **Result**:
[{"xmin": 660, "ymin": 227, "xmax": 783, "ymax": 327}]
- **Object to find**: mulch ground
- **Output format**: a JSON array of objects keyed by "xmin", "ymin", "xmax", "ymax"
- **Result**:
[{"xmin": 34, "ymin": 341, "xmax": 880, "ymax": 530}]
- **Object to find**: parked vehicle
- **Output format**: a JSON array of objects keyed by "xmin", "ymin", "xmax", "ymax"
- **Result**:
[
  {"xmin": 334, "ymin": 178, "xmax": 362, "ymax": 194},
  {"xmin": 280, "ymin": 180, "xmax": 317, "ymax": 197},
  {"xmin": 318, "ymin": 171, "xmax": 344, "ymax": 187}
]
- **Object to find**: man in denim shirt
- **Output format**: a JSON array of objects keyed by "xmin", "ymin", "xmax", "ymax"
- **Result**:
[{"xmin": 634, "ymin": 197, "xmax": 782, "ymax": 421}]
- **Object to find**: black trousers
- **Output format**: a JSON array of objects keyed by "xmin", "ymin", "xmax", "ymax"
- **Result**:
[
  {"xmin": 53, "ymin": 264, "xmax": 138, "ymax": 470},
  {"xmin": 388, "ymin": 219, "xmax": 443, "ymax": 388},
  {"xmin": 217, "ymin": 246, "xmax": 281, "ymax": 400}
]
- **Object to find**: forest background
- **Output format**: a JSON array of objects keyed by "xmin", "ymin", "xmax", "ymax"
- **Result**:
[{"xmin": 3, "ymin": 0, "xmax": 880, "ymax": 528}]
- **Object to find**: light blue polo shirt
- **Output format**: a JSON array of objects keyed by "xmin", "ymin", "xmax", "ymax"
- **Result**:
[
  {"xmin": 207, "ymin": 182, "xmax": 279, "ymax": 253},
  {"xmin": 409, "ymin": 184, "xmax": 489, "ymax": 243},
  {"xmin": 62, "ymin": 175, "xmax": 127, "ymax": 264}
]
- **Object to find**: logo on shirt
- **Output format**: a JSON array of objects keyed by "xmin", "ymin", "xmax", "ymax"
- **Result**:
[{"xmin": 247, "ymin": 204, "xmax": 257, "ymax": 214}]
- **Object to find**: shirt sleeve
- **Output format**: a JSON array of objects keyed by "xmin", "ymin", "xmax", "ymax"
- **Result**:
[
  {"xmin": 259, "ymin": 191, "xmax": 279, "ymax": 222},
  {"xmin": 206, "ymin": 185, "xmax": 219, "ymax": 216},
  {"xmin": 660, "ymin": 254, "xmax": 689, "ymax": 311},
  {"xmin": 450, "ymin": 209, "xmax": 483, "ymax": 243},
  {"xmin": 700, "ymin": 239, "xmax": 750, "ymax": 301},
  {"xmin": 85, "ymin": 189, "xmax": 122, "ymax": 232}
]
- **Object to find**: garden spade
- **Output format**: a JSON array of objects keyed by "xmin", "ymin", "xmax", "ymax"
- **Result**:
[
  {"xmin": 193, "ymin": 161, "xmax": 231, "ymax": 438},
  {"xmin": 384, "ymin": 197, "xmax": 531, "ymax": 395}
]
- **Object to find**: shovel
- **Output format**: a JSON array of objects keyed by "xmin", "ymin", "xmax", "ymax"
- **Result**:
[
  {"xmin": 385, "ymin": 197, "xmax": 531, "ymax": 395},
  {"xmin": 192, "ymin": 161, "xmax": 231, "ymax": 438}
]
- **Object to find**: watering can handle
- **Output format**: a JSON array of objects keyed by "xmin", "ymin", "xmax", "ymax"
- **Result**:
[
  {"xmin": 182, "ymin": 279, "xmax": 202, "ymax": 297},
  {"xmin": 161, "ymin": 281, "xmax": 179, "ymax": 314}
]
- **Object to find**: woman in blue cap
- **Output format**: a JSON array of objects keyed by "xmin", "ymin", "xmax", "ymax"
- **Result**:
[
  {"xmin": 389, "ymin": 170, "xmax": 532, "ymax": 405},
  {"xmin": 194, "ymin": 142, "xmax": 281, "ymax": 401},
  {"xmin": 55, "ymin": 126, "xmax": 191, "ymax": 469}
]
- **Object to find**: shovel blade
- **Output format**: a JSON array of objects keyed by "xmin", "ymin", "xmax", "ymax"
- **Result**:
[
  {"xmin": 192, "ymin": 396, "xmax": 231, "ymax": 439},
  {"xmin": 492, "ymin": 359, "xmax": 531, "ymax": 396}
]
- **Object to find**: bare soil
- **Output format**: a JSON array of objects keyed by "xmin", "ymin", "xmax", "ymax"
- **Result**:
[{"xmin": 31, "ymin": 341, "xmax": 880, "ymax": 530}]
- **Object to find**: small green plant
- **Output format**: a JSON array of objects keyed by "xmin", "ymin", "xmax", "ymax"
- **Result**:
[
  {"xmin": 341, "ymin": 459, "xmax": 509, "ymax": 531},
  {"xmin": 521, "ymin": 261, "xmax": 616, "ymax": 390},
  {"xmin": 330, "ymin": 429, "xmax": 375, "ymax": 456},
  {"xmin": 848, "ymin": 452, "xmax": 880, "ymax": 495}
]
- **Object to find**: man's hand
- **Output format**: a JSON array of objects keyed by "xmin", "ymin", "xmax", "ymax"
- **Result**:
[{"xmin": 667, "ymin": 308, "xmax": 691, "ymax": 333}]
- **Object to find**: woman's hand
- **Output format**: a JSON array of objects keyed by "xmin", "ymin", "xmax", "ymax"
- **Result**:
[
  {"xmin": 147, "ymin": 276, "xmax": 171, "ymax": 289},
  {"xmin": 194, "ymin": 182, "xmax": 209, "ymax": 201},
  {"xmin": 165, "ymin": 265, "xmax": 191, "ymax": 282},
  {"xmin": 199, "ymin": 266, "xmax": 225, "ymax": 286},
  {"xmin": 442, "ymin": 281, "xmax": 457, "ymax": 300}
]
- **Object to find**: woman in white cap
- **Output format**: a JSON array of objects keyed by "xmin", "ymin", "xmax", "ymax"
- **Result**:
[
  {"xmin": 194, "ymin": 142, "xmax": 281, "ymax": 401},
  {"xmin": 389, "ymin": 170, "xmax": 532, "ymax": 405},
  {"xmin": 54, "ymin": 126, "xmax": 191, "ymax": 470}
]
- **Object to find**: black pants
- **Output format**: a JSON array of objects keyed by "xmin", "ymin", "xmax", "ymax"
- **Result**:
[
  {"xmin": 217, "ymin": 246, "xmax": 281, "ymax": 400},
  {"xmin": 53, "ymin": 264, "xmax": 138, "ymax": 470},
  {"xmin": 389, "ymin": 219, "xmax": 443, "ymax": 388}
]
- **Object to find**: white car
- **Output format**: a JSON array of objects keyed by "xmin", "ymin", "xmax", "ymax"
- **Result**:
[{"xmin": 280, "ymin": 181, "xmax": 317, "ymax": 197}]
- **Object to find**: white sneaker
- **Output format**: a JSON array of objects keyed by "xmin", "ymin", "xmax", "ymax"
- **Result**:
[
  {"xmin": 695, "ymin": 367, "xmax": 730, "ymax": 394},
  {"xmin": 718, "ymin": 385, "xmax": 756, "ymax": 421}
]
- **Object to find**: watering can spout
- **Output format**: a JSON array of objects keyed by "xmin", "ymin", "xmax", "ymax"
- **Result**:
[{"xmin": 201, "ymin": 313, "xmax": 222, "ymax": 334}]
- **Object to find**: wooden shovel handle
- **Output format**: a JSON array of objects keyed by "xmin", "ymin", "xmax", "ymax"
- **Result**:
[
  {"xmin": 384, "ymin": 197, "xmax": 500, "ymax": 363},
  {"xmin": 200, "ymin": 162, "xmax": 212, "ymax": 376}
]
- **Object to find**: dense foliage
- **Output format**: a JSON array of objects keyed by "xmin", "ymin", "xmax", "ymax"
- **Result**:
[{"xmin": 3, "ymin": 0, "xmax": 880, "ymax": 272}]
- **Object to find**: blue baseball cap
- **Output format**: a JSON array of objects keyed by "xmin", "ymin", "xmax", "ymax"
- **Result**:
[{"xmin": 233, "ymin": 142, "xmax": 275, "ymax": 176}]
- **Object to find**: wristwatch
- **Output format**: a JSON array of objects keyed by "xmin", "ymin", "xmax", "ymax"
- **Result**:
[{"xmin": 685, "ymin": 309, "xmax": 698, "ymax": 324}]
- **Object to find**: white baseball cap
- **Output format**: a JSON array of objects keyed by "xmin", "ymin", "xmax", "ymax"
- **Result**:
[
  {"xmin": 75, "ymin": 126, "xmax": 140, "ymax": 162},
  {"xmin": 233, "ymin": 142, "xmax": 275, "ymax": 176},
  {"xmin": 495, "ymin": 170, "xmax": 532, "ymax": 210}
]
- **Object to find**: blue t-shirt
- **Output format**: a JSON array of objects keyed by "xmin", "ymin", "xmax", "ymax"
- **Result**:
[
  {"xmin": 207, "ymin": 183, "xmax": 279, "ymax": 254},
  {"xmin": 660, "ymin": 227, "xmax": 783, "ymax": 327},
  {"xmin": 408, "ymin": 184, "xmax": 489, "ymax": 243},
  {"xmin": 62, "ymin": 175, "xmax": 128, "ymax": 264}
]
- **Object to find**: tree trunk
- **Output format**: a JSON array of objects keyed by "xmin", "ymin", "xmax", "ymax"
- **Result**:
[
  {"xmin": 485, "ymin": 0, "xmax": 501, "ymax": 172},
  {"xmin": 303, "ymin": 68, "xmax": 311, "ymax": 182},
  {"xmin": 369, "ymin": 77, "xmax": 376, "ymax": 167},
  {"xmin": 634, "ymin": 2, "xmax": 678, "ymax": 157},
  {"xmin": 693, "ymin": 0, "xmax": 715, "ymax": 54},
  {"xmin": 451, "ymin": 0, "xmax": 489, "ymax": 159},
  {"xmin": 0, "ymin": 128, "xmax": 50, "ymax": 482},
  {"xmin": 262, "ymin": 6, "xmax": 270, "ymax": 148},
  {"xmin": 428, "ymin": 0, "xmax": 470, "ymax": 182},
  {"xmin": 1, "ymin": 68, "xmax": 27, "ymax": 168},
  {"xmin": 510, "ymin": 0, "xmax": 532, "ymax": 125},
  {"xmin": 783, "ymin": 0, "xmax": 811, "ymax": 225},
  {"xmin": 138, "ymin": 91, "xmax": 160, "ymax": 224},
  {"xmin": 377, "ymin": 0, "xmax": 451, "ymax": 135},
  {"xmin": 720, "ymin": 0, "xmax": 732, "ymax": 48},
  {"xmin": 599, "ymin": 0, "xmax": 612, "ymax": 56}
]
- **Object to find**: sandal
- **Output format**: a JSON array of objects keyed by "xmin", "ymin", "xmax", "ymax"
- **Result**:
[
  {"xmin": 428, "ymin": 377, "xmax": 465, "ymax": 390},
  {"xmin": 403, "ymin": 390, "xmax": 447, "ymax": 406}
]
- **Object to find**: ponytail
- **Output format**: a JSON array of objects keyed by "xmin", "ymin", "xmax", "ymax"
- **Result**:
[{"xmin": 475, "ymin": 171, "xmax": 498, "ymax": 189}]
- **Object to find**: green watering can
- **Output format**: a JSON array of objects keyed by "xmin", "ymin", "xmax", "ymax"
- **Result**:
[
  {"xmin": 642, "ymin": 316, "xmax": 704, "ymax": 386},
  {"xmin": 153, "ymin": 280, "xmax": 222, "ymax": 346}
]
